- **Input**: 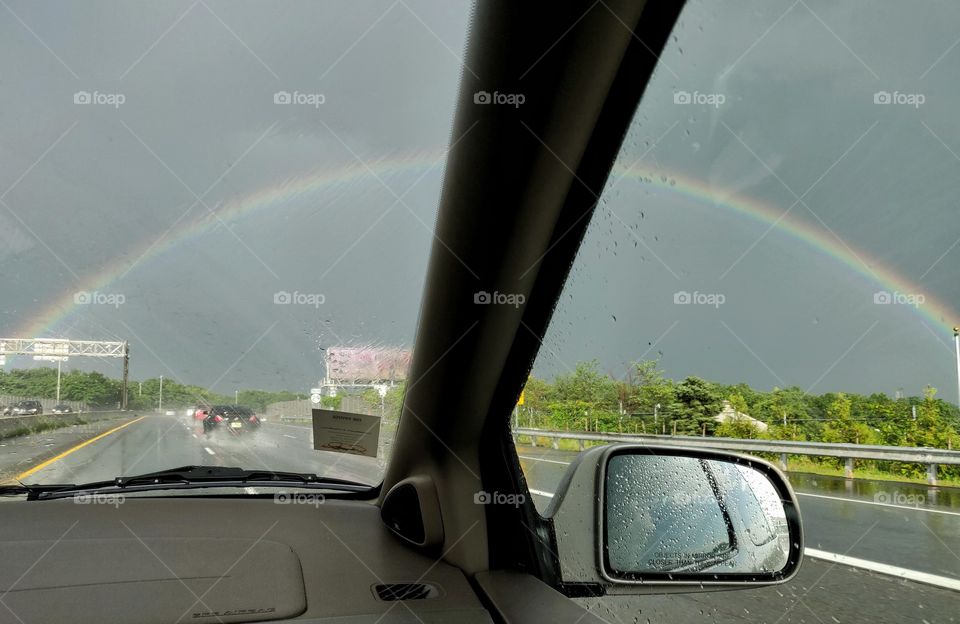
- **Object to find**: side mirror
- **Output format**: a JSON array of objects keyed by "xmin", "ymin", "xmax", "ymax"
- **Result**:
[{"xmin": 546, "ymin": 444, "xmax": 802, "ymax": 592}]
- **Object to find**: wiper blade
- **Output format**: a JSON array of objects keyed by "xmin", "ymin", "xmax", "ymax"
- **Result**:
[
  {"xmin": 0, "ymin": 484, "xmax": 76, "ymax": 498},
  {"xmin": 114, "ymin": 465, "xmax": 337, "ymax": 487},
  {"xmin": 25, "ymin": 466, "xmax": 371, "ymax": 499}
]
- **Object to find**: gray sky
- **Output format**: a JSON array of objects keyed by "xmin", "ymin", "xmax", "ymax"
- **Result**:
[
  {"xmin": 1, "ymin": 1, "xmax": 958, "ymax": 401},
  {"xmin": 0, "ymin": 0, "xmax": 470, "ymax": 393},
  {"xmin": 535, "ymin": 0, "xmax": 960, "ymax": 400}
]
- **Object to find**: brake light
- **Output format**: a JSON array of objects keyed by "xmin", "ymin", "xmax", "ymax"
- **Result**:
[
  {"xmin": 249, "ymin": 416, "xmax": 258, "ymax": 423},
  {"xmin": 214, "ymin": 415, "xmax": 223, "ymax": 423}
]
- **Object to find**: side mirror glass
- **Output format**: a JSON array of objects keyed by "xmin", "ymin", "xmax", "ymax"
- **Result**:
[
  {"xmin": 547, "ymin": 444, "xmax": 802, "ymax": 592},
  {"xmin": 603, "ymin": 452, "xmax": 790, "ymax": 579}
]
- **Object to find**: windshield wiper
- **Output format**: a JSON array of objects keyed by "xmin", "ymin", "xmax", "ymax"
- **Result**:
[
  {"xmin": 1, "ymin": 484, "xmax": 76, "ymax": 498},
  {"xmin": 114, "ymin": 465, "xmax": 364, "ymax": 487},
  {"xmin": 20, "ymin": 466, "xmax": 371, "ymax": 500}
]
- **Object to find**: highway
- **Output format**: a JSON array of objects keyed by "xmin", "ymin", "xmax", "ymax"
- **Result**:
[
  {"xmin": 0, "ymin": 413, "xmax": 380, "ymax": 487},
  {"xmin": 1, "ymin": 414, "xmax": 958, "ymax": 623}
]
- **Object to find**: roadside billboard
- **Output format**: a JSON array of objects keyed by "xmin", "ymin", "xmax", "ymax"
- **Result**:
[{"xmin": 326, "ymin": 346, "xmax": 411, "ymax": 383}]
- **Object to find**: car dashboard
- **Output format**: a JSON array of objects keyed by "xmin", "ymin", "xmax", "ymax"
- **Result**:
[{"xmin": 0, "ymin": 497, "xmax": 494, "ymax": 624}]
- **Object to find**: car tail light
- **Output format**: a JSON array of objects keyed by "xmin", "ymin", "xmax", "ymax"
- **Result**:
[
  {"xmin": 249, "ymin": 416, "xmax": 258, "ymax": 423},
  {"xmin": 214, "ymin": 415, "xmax": 223, "ymax": 423}
]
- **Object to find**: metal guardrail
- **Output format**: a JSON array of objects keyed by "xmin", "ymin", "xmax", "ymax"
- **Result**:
[{"xmin": 512, "ymin": 428, "xmax": 960, "ymax": 485}]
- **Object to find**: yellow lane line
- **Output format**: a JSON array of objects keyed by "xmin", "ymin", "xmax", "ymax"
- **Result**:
[{"xmin": 15, "ymin": 416, "xmax": 147, "ymax": 481}]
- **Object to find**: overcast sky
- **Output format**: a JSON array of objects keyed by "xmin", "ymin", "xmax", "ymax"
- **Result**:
[
  {"xmin": 536, "ymin": 0, "xmax": 960, "ymax": 400},
  {"xmin": 1, "ymin": 1, "xmax": 958, "ymax": 401}
]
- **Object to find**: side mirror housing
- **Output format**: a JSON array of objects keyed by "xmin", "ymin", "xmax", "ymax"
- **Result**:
[{"xmin": 546, "ymin": 444, "xmax": 803, "ymax": 593}]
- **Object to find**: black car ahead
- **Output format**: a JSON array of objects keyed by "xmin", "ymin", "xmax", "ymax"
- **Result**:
[
  {"xmin": 202, "ymin": 405, "xmax": 261, "ymax": 435},
  {"xmin": 12, "ymin": 401, "xmax": 43, "ymax": 415},
  {"xmin": 51, "ymin": 404, "xmax": 73, "ymax": 414}
]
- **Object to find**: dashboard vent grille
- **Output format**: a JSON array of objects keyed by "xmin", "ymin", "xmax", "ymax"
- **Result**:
[{"xmin": 373, "ymin": 583, "xmax": 440, "ymax": 601}]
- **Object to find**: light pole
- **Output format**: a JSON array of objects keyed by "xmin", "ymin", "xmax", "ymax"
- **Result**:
[
  {"xmin": 235, "ymin": 390, "xmax": 238, "ymax": 405},
  {"xmin": 56, "ymin": 359, "xmax": 62, "ymax": 402},
  {"xmin": 954, "ymin": 327, "xmax": 960, "ymax": 408},
  {"xmin": 158, "ymin": 375, "xmax": 164, "ymax": 413}
]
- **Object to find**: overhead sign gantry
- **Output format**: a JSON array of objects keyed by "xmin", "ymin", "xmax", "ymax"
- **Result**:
[{"xmin": 0, "ymin": 338, "xmax": 131, "ymax": 408}]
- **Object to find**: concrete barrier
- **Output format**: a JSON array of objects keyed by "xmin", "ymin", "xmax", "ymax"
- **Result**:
[
  {"xmin": 276, "ymin": 416, "xmax": 312, "ymax": 425},
  {"xmin": 0, "ymin": 395, "xmax": 87, "ymax": 413}
]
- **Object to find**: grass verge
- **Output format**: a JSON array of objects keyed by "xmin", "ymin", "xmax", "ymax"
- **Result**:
[
  {"xmin": 0, "ymin": 417, "xmax": 89, "ymax": 441},
  {"xmin": 784, "ymin": 456, "xmax": 960, "ymax": 488}
]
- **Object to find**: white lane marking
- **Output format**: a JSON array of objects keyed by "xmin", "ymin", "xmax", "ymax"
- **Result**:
[
  {"xmin": 529, "ymin": 485, "xmax": 960, "ymax": 589},
  {"xmin": 804, "ymin": 548, "xmax": 960, "ymax": 591},
  {"xmin": 797, "ymin": 492, "xmax": 960, "ymax": 517},
  {"xmin": 203, "ymin": 447, "xmax": 215, "ymax": 456},
  {"xmin": 518, "ymin": 454, "xmax": 571, "ymax": 465},
  {"xmin": 283, "ymin": 434, "xmax": 298, "ymax": 439},
  {"xmin": 191, "ymin": 434, "xmax": 197, "ymax": 439}
]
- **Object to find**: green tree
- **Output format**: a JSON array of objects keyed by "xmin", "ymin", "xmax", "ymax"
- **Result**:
[
  {"xmin": 716, "ymin": 417, "xmax": 762, "ymax": 439},
  {"xmin": 521, "ymin": 376, "xmax": 553, "ymax": 413},
  {"xmin": 822, "ymin": 393, "xmax": 873, "ymax": 442},
  {"xmin": 553, "ymin": 361, "xmax": 618, "ymax": 409},
  {"xmin": 907, "ymin": 387, "xmax": 956, "ymax": 448},
  {"xmin": 320, "ymin": 395, "xmax": 342, "ymax": 410},
  {"xmin": 0, "ymin": 367, "xmax": 122, "ymax": 406},
  {"xmin": 59, "ymin": 371, "xmax": 121, "ymax": 406},
  {"xmin": 673, "ymin": 376, "xmax": 722, "ymax": 435},
  {"xmin": 727, "ymin": 392, "xmax": 749, "ymax": 416}
]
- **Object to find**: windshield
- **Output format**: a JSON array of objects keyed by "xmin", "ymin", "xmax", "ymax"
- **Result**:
[
  {"xmin": 512, "ymin": 0, "xmax": 960, "ymax": 619},
  {"xmin": 0, "ymin": 0, "xmax": 472, "ymax": 487}
]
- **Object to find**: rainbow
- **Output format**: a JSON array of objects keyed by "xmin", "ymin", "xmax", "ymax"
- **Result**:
[
  {"xmin": 9, "ymin": 153, "xmax": 957, "ymax": 341},
  {"xmin": 611, "ymin": 167, "xmax": 956, "ymax": 333},
  {"xmin": 10, "ymin": 149, "xmax": 447, "ymax": 340}
]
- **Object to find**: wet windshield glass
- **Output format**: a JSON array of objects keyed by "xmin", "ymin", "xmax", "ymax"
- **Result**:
[
  {"xmin": 512, "ymin": 0, "xmax": 960, "ymax": 620},
  {"xmin": 0, "ymin": 0, "xmax": 471, "ymax": 487}
]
